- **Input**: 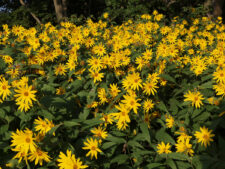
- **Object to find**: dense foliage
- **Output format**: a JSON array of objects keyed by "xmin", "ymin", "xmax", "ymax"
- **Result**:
[
  {"xmin": 0, "ymin": 0, "xmax": 210, "ymax": 27},
  {"xmin": 0, "ymin": 11, "xmax": 225, "ymax": 169}
]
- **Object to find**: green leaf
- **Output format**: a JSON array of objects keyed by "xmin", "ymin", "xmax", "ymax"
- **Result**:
[
  {"xmin": 175, "ymin": 161, "xmax": 192, "ymax": 169},
  {"xmin": 200, "ymin": 81, "xmax": 213, "ymax": 89},
  {"xmin": 157, "ymin": 101, "xmax": 169, "ymax": 113},
  {"xmin": 160, "ymin": 74, "xmax": 176, "ymax": 83},
  {"xmin": 155, "ymin": 128, "xmax": 175, "ymax": 144},
  {"xmin": 193, "ymin": 111, "xmax": 210, "ymax": 122},
  {"xmin": 144, "ymin": 163, "xmax": 163, "ymax": 169},
  {"xmin": 102, "ymin": 142, "xmax": 117, "ymax": 149},
  {"xmin": 64, "ymin": 121, "xmax": 80, "ymax": 127},
  {"xmin": 48, "ymin": 123, "xmax": 62, "ymax": 135},
  {"xmin": 166, "ymin": 158, "xmax": 177, "ymax": 169},
  {"xmin": 167, "ymin": 153, "xmax": 188, "ymax": 161},
  {"xmin": 111, "ymin": 154, "xmax": 129, "ymax": 165},
  {"xmin": 105, "ymin": 135, "xmax": 126, "ymax": 144},
  {"xmin": 140, "ymin": 122, "xmax": 151, "ymax": 143},
  {"xmin": 79, "ymin": 108, "xmax": 90, "ymax": 120},
  {"xmin": 127, "ymin": 140, "xmax": 144, "ymax": 149}
]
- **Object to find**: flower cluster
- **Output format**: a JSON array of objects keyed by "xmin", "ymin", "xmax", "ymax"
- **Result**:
[{"xmin": 0, "ymin": 11, "xmax": 224, "ymax": 168}]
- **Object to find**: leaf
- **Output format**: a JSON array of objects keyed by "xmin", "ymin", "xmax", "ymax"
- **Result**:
[
  {"xmin": 160, "ymin": 74, "xmax": 176, "ymax": 83},
  {"xmin": 175, "ymin": 161, "xmax": 192, "ymax": 169},
  {"xmin": 200, "ymin": 81, "xmax": 213, "ymax": 89},
  {"xmin": 102, "ymin": 142, "xmax": 117, "ymax": 149},
  {"xmin": 144, "ymin": 163, "xmax": 163, "ymax": 169},
  {"xmin": 64, "ymin": 121, "xmax": 80, "ymax": 127},
  {"xmin": 166, "ymin": 158, "xmax": 177, "ymax": 169},
  {"xmin": 156, "ymin": 101, "xmax": 169, "ymax": 113},
  {"xmin": 127, "ymin": 140, "xmax": 144, "ymax": 149},
  {"xmin": 140, "ymin": 122, "xmax": 151, "ymax": 143},
  {"xmin": 48, "ymin": 123, "xmax": 62, "ymax": 135},
  {"xmin": 105, "ymin": 135, "xmax": 126, "ymax": 144},
  {"xmin": 81, "ymin": 117, "xmax": 102, "ymax": 130},
  {"xmin": 193, "ymin": 111, "xmax": 210, "ymax": 122},
  {"xmin": 79, "ymin": 108, "xmax": 90, "ymax": 120},
  {"xmin": 155, "ymin": 128, "xmax": 175, "ymax": 144},
  {"xmin": 167, "ymin": 153, "xmax": 188, "ymax": 161},
  {"xmin": 111, "ymin": 154, "xmax": 129, "ymax": 165}
]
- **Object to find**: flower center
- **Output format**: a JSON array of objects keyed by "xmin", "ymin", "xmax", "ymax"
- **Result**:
[
  {"xmin": 130, "ymin": 100, "xmax": 135, "ymax": 106},
  {"xmin": 73, "ymin": 164, "xmax": 78, "ymax": 169},
  {"xmin": 24, "ymin": 91, "xmax": 29, "ymax": 96},
  {"xmin": 91, "ymin": 146, "xmax": 96, "ymax": 150},
  {"xmin": 203, "ymin": 134, "xmax": 209, "ymax": 140},
  {"xmin": 25, "ymin": 137, "xmax": 31, "ymax": 143},
  {"xmin": 2, "ymin": 85, "xmax": 6, "ymax": 90}
]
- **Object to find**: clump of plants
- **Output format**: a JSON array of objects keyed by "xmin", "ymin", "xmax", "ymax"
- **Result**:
[{"xmin": 0, "ymin": 11, "xmax": 225, "ymax": 169}]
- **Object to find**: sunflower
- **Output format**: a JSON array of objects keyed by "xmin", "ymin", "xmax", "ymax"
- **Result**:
[
  {"xmin": 213, "ymin": 68, "xmax": 225, "ymax": 84},
  {"xmin": 143, "ymin": 99, "xmax": 154, "ymax": 112},
  {"xmin": 87, "ymin": 56, "xmax": 103, "ymax": 71},
  {"xmin": 165, "ymin": 114, "xmax": 175, "ymax": 128},
  {"xmin": 91, "ymin": 126, "xmax": 108, "ymax": 140},
  {"xmin": 89, "ymin": 69, "xmax": 104, "ymax": 84},
  {"xmin": 184, "ymin": 90, "xmax": 204, "ymax": 108},
  {"xmin": 11, "ymin": 129, "xmax": 37, "ymax": 155},
  {"xmin": 57, "ymin": 150, "xmax": 88, "ymax": 169},
  {"xmin": 54, "ymin": 63, "xmax": 67, "ymax": 76},
  {"xmin": 175, "ymin": 138, "xmax": 194, "ymax": 156},
  {"xmin": 143, "ymin": 81, "xmax": 158, "ymax": 96},
  {"xmin": 194, "ymin": 126, "xmax": 215, "ymax": 147},
  {"xmin": 121, "ymin": 94, "xmax": 141, "ymax": 114},
  {"xmin": 109, "ymin": 83, "xmax": 121, "ymax": 98},
  {"xmin": 28, "ymin": 148, "xmax": 51, "ymax": 166},
  {"xmin": 157, "ymin": 142, "xmax": 172, "ymax": 154},
  {"xmin": 82, "ymin": 137, "xmax": 102, "ymax": 159},
  {"xmin": 0, "ymin": 78, "xmax": 11, "ymax": 100},
  {"xmin": 34, "ymin": 117, "xmax": 55, "ymax": 136},
  {"xmin": 112, "ymin": 103, "xmax": 130, "ymax": 123},
  {"xmin": 92, "ymin": 43, "xmax": 106, "ymax": 57},
  {"xmin": 14, "ymin": 84, "xmax": 37, "ymax": 112}
]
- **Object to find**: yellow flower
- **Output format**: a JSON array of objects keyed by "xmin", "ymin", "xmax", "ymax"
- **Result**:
[
  {"xmin": 109, "ymin": 83, "xmax": 121, "ymax": 98},
  {"xmin": 98, "ymin": 88, "xmax": 108, "ymax": 105},
  {"xmin": 87, "ymin": 56, "xmax": 103, "ymax": 71},
  {"xmin": 0, "ymin": 78, "xmax": 11, "ymax": 100},
  {"xmin": 112, "ymin": 103, "xmax": 130, "ymax": 123},
  {"xmin": 11, "ymin": 129, "xmax": 37, "ymax": 155},
  {"xmin": 143, "ymin": 81, "xmax": 158, "ymax": 96},
  {"xmin": 103, "ymin": 12, "xmax": 109, "ymax": 19},
  {"xmin": 82, "ymin": 137, "xmax": 102, "ymax": 159},
  {"xmin": 54, "ymin": 63, "xmax": 67, "ymax": 76},
  {"xmin": 129, "ymin": 72, "xmax": 143, "ymax": 91},
  {"xmin": 28, "ymin": 148, "xmax": 51, "ymax": 166},
  {"xmin": 194, "ymin": 126, "xmax": 215, "ymax": 147},
  {"xmin": 12, "ymin": 147, "xmax": 28, "ymax": 164},
  {"xmin": 100, "ymin": 113, "xmax": 114, "ymax": 127},
  {"xmin": 143, "ymin": 99, "xmax": 154, "ymax": 112},
  {"xmin": 157, "ymin": 142, "xmax": 172, "ymax": 154},
  {"xmin": 121, "ymin": 94, "xmax": 141, "ymax": 114},
  {"xmin": 56, "ymin": 87, "xmax": 66, "ymax": 95},
  {"xmin": 91, "ymin": 126, "xmax": 108, "ymax": 140},
  {"xmin": 14, "ymin": 84, "xmax": 37, "ymax": 112},
  {"xmin": 213, "ymin": 68, "xmax": 225, "ymax": 84},
  {"xmin": 57, "ymin": 150, "xmax": 88, "ymax": 169},
  {"xmin": 165, "ymin": 115, "xmax": 174, "ymax": 128},
  {"xmin": 175, "ymin": 138, "xmax": 194, "ymax": 156},
  {"xmin": 213, "ymin": 82, "xmax": 225, "ymax": 97},
  {"xmin": 89, "ymin": 69, "xmax": 104, "ymax": 83},
  {"xmin": 92, "ymin": 43, "xmax": 106, "ymax": 57},
  {"xmin": 184, "ymin": 90, "xmax": 204, "ymax": 108},
  {"xmin": 34, "ymin": 117, "xmax": 55, "ymax": 136}
]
